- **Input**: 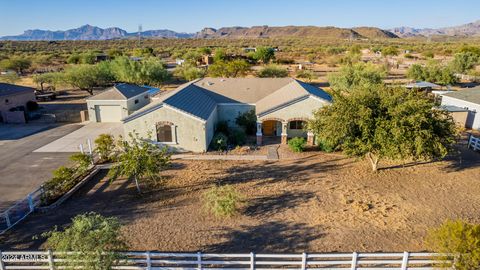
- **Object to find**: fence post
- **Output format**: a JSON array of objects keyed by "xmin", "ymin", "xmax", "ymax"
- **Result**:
[
  {"xmin": 4, "ymin": 212, "xmax": 10, "ymax": 228},
  {"xmin": 301, "ymin": 252, "xmax": 307, "ymax": 270},
  {"xmin": 79, "ymin": 144, "xmax": 84, "ymax": 154},
  {"xmin": 351, "ymin": 252, "xmax": 358, "ymax": 270},
  {"xmin": 401, "ymin": 251, "xmax": 409, "ymax": 270},
  {"xmin": 146, "ymin": 251, "xmax": 151, "ymax": 270},
  {"xmin": 196, "ymin": 252, "xmax": 202, "ymax": 270},
  {"xmin": 47, "ymin": 250, "xmax": 55, "ymax": 270},
  {"xmin": 250, "ymin": 252, "xmax": 255, "ymax": 270},
  {"xmin": 87, "ymin": 139, "xmax": 93, "ymax": 155},
  {"xmin": 0, "ymin": 250, "xmax": 5, "ymax": 270},
  {"xmin": 28, "ymin": 194, "xmax": 34, "ymax": 212}
]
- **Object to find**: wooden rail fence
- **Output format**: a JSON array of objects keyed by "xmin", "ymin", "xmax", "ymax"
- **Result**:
[
  {"xmin": 0, "ymin": 251, "xmax": 453, "ymax": 270},
  {"xmin": 469, "ymin": 134, "xmax": 480, "ymax": 151}
]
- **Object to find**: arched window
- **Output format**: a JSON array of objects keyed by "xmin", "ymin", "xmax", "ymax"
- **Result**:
[
  {"xmin": 289, "ymin": 120, "xmax": 304, "ymax": 130},
  {"xmin": 156, "ymin": 123, "xmax": 173, "ymax": 142}
]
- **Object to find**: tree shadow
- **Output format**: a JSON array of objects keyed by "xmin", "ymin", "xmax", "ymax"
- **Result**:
[
  {"xmin": 244, "ymin": 191, "xmax": 315, "ymax": 217},
  {"xmin": 442, "ymin": 147, "xmax": 480, "ymax": 172},
  {"xmin": 203, "ymin": 221, "xmax": 324, "ymax": 253}
]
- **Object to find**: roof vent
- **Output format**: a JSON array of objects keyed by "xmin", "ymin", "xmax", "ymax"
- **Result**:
[
  {"xmin": 207, "ymin": 81, "xmax": 214, "ymax": 86},
  {"xmin": 220, "ymin": 79, "xmax": 226, "ymax": 82}
]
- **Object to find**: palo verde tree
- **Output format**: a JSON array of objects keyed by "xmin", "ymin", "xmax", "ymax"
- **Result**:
[
  {"xmin": 327, "ymin": 62, "xmax": 386, "ymax": 92},
  {"xmin": 108, "ymin": 132, "xmax": 171, "ymax": 193},
  {"xmin": 42, "ymin": 212, "xmax": 126, "ymax": 270},
  {"xmin": 252, "ymin": 46, "xmax": 275, "ymax": 64},
  {"xmin": 308, "ymin": 84, "xmax": 457, "ymax": 172}
]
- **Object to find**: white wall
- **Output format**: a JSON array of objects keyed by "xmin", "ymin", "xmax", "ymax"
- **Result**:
[{"xmin": 441, "ymin": 96, "xmax": 480, "ymax": 130}]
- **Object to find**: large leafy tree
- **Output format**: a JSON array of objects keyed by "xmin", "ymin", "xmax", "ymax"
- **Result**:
[
  {"xmin": 406, "ymin": 61, "xmax": 457, "ymax": 85},
  {"xmin": 42, "ymin": 212, "xmax": 126, "ymax": 270},
  {"xmin": 109, "ymin": 132, "xmax": 171, "ymax": 193},
  {"xmin": 327, "ymin": 62, "xmax": 386, "ymax": 91},
  {"xmin": 308, "ymin": 84, "xmax": 457, "ymax": 172},
  {"xmin": 109, "ymin": 57, "xmax": 169, "ymax": 86},
  {"xmin": 252, "ymin": 46, "xmax": 275, "ymax": 64},
  {"xmin": 63, "ymin": 64, "xmax": 114, "ymax": 95},
  {"xmin": 449, "ymin": 52, "xmax": 479, "ymax": 74},
  {"xmin": 0, "ymin": 56, "xmax": 31, "ymax": 74},
  {"xmin": 208, "ymin": 59, "xmax": 250, "ymax": 77}
]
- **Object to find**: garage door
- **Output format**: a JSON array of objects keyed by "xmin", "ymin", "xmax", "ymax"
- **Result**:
[{"xmin": 95, "ymin": 105, "xmax": 123, "ymax": 122}]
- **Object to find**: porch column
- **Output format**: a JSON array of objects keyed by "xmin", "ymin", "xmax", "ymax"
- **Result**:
[
  {"xmin": 307, "ymin": 131, "xmax": 315, "ymax": 146},
  {"xmin": 256, "ymin": 121, "xmax": 263, "ymax": 145},
  {"xmin": 281, "ymin": 121, "xmax": 288, "ymax": 144}
]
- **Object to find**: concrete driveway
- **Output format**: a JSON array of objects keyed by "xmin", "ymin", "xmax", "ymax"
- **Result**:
[
  {"xmin": 34, "ymin": 122, "xmax": 124, "ymax": 153},
  {"xmin": 0, "ymin": 123, "xmax": 83, "ymax": 211}
]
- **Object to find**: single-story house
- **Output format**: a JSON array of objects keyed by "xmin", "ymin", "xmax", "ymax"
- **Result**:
[
  {"xmin": 123, "ymin": 77, "xmax": 332, "ymax": 152},
  {"xmin": 441, "ymin": 88, "xmax": 480, "ymax": 130},
  {"xmin": 405, "ymin": 81, "xmax": 441, "ymax": 92},
  {"xmin": 86, "ymin": 83, "xmax": 151, "ymax": 122},
  {"xmin": 0, "ymin": 83, "xmax": 36, "ymax": 123}
]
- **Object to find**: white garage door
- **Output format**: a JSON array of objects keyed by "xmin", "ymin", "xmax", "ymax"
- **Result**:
[{"xmin": 95, "ymin": 105, "xmax": 123, "ymax": 122}]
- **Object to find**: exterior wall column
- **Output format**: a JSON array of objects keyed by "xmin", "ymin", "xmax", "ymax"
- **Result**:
[
  {"xmin": 256, "ymin": 120, "xmax": 263, "ymax": 145},
  {"xmin": 281, "ymin": 121, "xmax": 288, "ymax": 144},
  {"xmin": 307, "ymin": 131, "xmax": 315, "ymax": 146}
]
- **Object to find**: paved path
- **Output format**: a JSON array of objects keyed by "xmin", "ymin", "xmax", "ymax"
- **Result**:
[
  {"xmin": 172, "ymin": 154, "xmax": 268, "ymax": 161},
  {"xmin": 34, "ymin": 122, "xmax": 123, "ymax": 153},
  {"xmin": 0, "ymin": 124, "xmax": 82, "ymax": 211},
  {"xmin": 267, "ymin": 145, "xmax": 280, "ymax": 160}
]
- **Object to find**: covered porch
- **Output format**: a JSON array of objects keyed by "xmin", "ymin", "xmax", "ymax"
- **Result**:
[{"xmin": 255, "ymin": 117, "xmax": 314, "ymax": 146}]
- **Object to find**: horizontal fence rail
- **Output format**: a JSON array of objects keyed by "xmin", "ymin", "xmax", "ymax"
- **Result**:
[
  {"xmin": 469, "ymin": 135, "xmax": 480, "ymax": 151},
  {"xmin": 0, "ymin": 187, "xmax": 43, "ymax": 235},
  {"xmin": 0, "ymin": 251, "xmax": 453, "ymax": 270}
]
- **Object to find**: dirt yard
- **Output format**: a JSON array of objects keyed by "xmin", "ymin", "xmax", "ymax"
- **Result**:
[{"xmin": 1, "ymin": 147, "xmax": 480, "ymax": 252}]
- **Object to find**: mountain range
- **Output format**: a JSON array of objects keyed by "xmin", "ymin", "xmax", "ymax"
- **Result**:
[{"xmin": 1, "ymin": 20, "xmax": 480, "ymax": 41}]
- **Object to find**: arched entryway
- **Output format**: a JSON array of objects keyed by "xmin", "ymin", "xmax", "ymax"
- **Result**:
[{"xmin": 262, "ymin": 120, "xmax": 282, "ymax": 137}]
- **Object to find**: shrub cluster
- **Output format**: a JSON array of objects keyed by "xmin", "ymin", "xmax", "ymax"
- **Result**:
[
  {"xmin": 204, "ymin": 185, "xmax": 242, "ymax": 218},
  {"xmin": 288, "ymin": 137, "xmax": 306, "ymax": 152}
]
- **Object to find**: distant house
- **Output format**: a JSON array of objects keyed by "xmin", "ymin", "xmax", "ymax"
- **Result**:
[
  {"xmin": 405, "ymin": 81, "xmax": 441, "ymax": 92},
  {"xmin": 123, "ymin": 78, "xmax": 332, "ymax": 152},
  {"xmin": 0, "ymin": 83, "xmax": 36, "ymax": 123},
  {"xmin": 441, "ymin": 88, "xmax": 480, "ymax": 130},
  {"xmin": 86, "ymin": 83, "xmax": 151, "ymax": 123}
]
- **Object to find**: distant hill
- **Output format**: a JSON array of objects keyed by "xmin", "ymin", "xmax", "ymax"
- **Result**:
[
  {"xmin": 0, "ymin": 25, "xmax": 194, "ymax": 41},
  {"xmin": 391, "ymin": 20, "xmax": 480, "ymax": 37},
  {"xmin": 194, "ymin": 25, "xmax": 398, "ymax": 39}
]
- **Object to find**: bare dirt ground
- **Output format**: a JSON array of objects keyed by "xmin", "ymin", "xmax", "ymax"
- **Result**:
[{"xmin": 1, "ymin": 146, "xmax": 480, "ymax": 252}]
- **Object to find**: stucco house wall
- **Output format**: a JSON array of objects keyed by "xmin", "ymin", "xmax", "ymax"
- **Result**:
[
  {"xmin": 124, "ymin": 105, "xmax": 209, "ymax": 152},
  {"xmin": 126, "ymin": 93, "xmax": 151, "ymax": 114},
  {"xmin": 259, "ymin": 96, "xmax": 327, "ymax": 122},
  {"xmin": 216, "ymin": 104, "xmax": 254, "ymax": 127},
  {"xmin": 0, "ymin": 91, "xmax": 35, "ymax": 122},
  {"xmin": 441, "ymin": 96, "xmax": 480, "ymax": 130}
]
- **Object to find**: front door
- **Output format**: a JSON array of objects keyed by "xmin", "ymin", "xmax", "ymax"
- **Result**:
[{"xmin": 263, "ymin": 120, "xmax": 276, "ymax": 136}]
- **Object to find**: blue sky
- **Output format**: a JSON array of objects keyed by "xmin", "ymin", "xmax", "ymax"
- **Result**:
[{"xmin": 1, "ymin": 0, "xmax": 479, "ymax": 36}]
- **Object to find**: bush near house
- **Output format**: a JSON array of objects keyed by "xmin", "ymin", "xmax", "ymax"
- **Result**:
[
  {"xmin": 288, "ymin": 137, "xmax": 306, "ymax": 152},
  {"xmin": 235, "ymin": 109, "xmax": 257, "ymax": 135},
  {"xmin": 204, "ymin": 185, "xmax": 242, "ymax": 218},
  {"xmin": 211, "ymin": 133, "xmax": 228, "ymax": 151},
  {"xmin": 94, "ymin": 134, "xmax": 115, "ymax": 162}
]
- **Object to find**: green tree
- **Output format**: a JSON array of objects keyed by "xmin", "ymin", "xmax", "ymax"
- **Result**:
[
  {"xmin": 208, "ymin": 59, "xmax": 250, "ymax": 77},
  {"xmin": 69, "ymin": 153, "xmax": 92, "ymax": 174},
  {"xmin": 63, "ymin": 64, "xmax": 113, "ymax": 95},
  {"xmin": 108, "ymin": 57, "xmax": 169, "ymax": 86},
  {"xmin": 449, "ymin": 52, "xmax": 479, "ymax": 74},
  {"xmin": 235, "ymin": 109, "xmax": 257, "ymax": 135},
  {"xmin": 308, "ymin": 85, "xmax": 457, "ymax": 172},
  {"xmin": 94, "ymin": 134, "xmax": 115, "ymax": 162},
  {"xmin": 257, "ymin": 64, "xmax": 288, "ymax": 78},
  {"xmin": 33, "ymin": 72, "xmax": 63, "ymax": 91},
  {"xmin": 109, "ymin": 132, "xmax": 171, "ymax": 193},
  {"xmin": 406, "ymin": 61, "xmax": 457, "ymax": 85},
  {"xmin": 382, "ymin": 46, "xmax": 398, "ymax": 56},
  {"xmin": 42, "ymin": 212, "xmax": 126, "ymax": 270},
  {"xmin": 328, "ymin": 62, "xmax": 386, "ymax": 91},
  {"xmin": 426, "ymin": 219, "xmax": 480, "ymax": 270},
  {"xmin": 213, "ymin": 48, "xmax": 227, "ymax": 62},
  {"xmin": 253, "ymin": 46, "xmax": 275, "ymax": 64},
  {"xmin": 0, "ymin": 57, "xmax": 32, "ymax": 74},
  {"xmin": 174, "ymin": 63, "xmax": 205, "ymax": 81}
]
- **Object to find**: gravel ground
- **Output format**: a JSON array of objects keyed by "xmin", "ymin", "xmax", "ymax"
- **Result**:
[{"xmin": 1, "ymin": 147, "xmax": 480, "ymax": 252}]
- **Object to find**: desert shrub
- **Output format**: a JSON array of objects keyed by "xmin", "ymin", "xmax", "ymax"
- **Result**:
[
  {"xmin": 425, "ymin": 219, "xmax": 480, "ymax": 270},
  {"xmin": 215, "ymin": 121, "xmax": 230, "ymax": 136},
  {"xmin": 288, "ymin": 137, "xmax": 306, "ymax": 152},
  {"xmin": 257, "ymin": 65, "xmax": 288, "ymax": 78},
  {"xmin": 204, "ymin": 185, "xmax": 241, "ymax": 218},
  {"xmin": 94, "ymin": 134, "xmax": 115, "ymax": 162},
  {"xmin": 43, "ymin": 166, "xmax": 76, "ymax": 203},
  {"xmin": 296, "ymin": 69, "xmax": 317, "ymax": 82},
  {"xmin": 211, "ymin": 133, "xmax": 228, "ymax": 151},
  {"xmin": 229, "ymin": 128, "xmax": 247, "ymax": 146},
  {"xmin": 69, "ymin": 153, "xmax": 92, "ymax": 174},
  {"xmin": 235, "ymin": 109, "xmax": 257, "ymax": 135},
  {"xmin": 317, "ymin": 138, "xmax": 336, "ymax": 153},
  {"xmin": 42, "ymin": 212, "xmax": 126, "ymax": 270}
]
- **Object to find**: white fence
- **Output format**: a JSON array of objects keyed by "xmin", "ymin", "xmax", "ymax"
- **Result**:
[
  {"xmin": 0, "ymin": 187, "xmax": 43, "ymax": 235},
  {"xmin": 0, "ymin": 251, "xmax": 453, "ymax": 270},
  {"xmin": 469, "ymin": 134, "xmax": 480, "ymax": 151}
]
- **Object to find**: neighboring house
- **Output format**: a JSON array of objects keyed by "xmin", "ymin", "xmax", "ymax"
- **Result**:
[
  {"xmin": 441, "ymin": 88, "xmax": 480, "ymax": 130},
  {"xmin": 0, "ymin": 83, "xmax": 36, "ymax": 123},
  {"xmin": 86, "ymin": 83, "xmax": 151, "ymax": 122},
  {"xmin": 123, "ymin": 78, "xmax": 332, "ymax": 152}
]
